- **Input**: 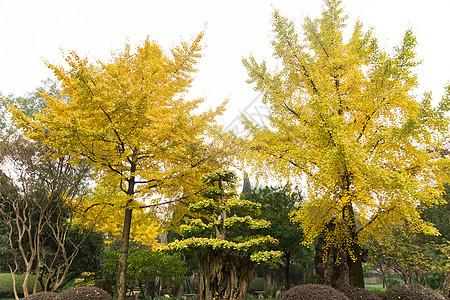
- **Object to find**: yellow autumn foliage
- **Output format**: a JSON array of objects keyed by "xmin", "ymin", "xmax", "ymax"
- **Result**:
[
  {"xmin": 240, "ymin": 1, "xmax": 450, "ymax": 254},
  {"xmin": 9, "ymin": 31, "xmax": 228, "ymax": 299}
]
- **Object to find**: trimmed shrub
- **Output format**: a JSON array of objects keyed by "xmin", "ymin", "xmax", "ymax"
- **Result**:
[
  {"xmin": 23, "ymin": 291, "xmax": 58, "ymax": 300},
  {"xmin": 281, "ymin": 284, "xmax": 349, "ymax": 300},
  {"xmin": 339, "ymin": 286, "xmax": 382, "ymax": 300},
  {"xmin": 249, "ymin": 277, "xmax": 265, "ymax": 293},
  {"xmin": 382, "ymin": 284, "xmax": 445, "ymax": 300},
  {"xmin": 55, "ymin": 287, "xmax": 112, "ymax": 300}
]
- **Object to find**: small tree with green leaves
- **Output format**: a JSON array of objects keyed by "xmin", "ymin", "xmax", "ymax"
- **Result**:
[
  {"xmin": 164, "ymin": 170, "xmax": 281, "ymax": 300},
  {"xmin": 245, "ymin": 184, "xmax": 314, "ymax": 290},
  {"xmin": 103, "ymin": 240, "xmax": 188, "ymax": 298}
]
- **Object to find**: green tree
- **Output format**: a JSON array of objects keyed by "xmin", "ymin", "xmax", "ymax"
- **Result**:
[
  {"xmin": 9, "ymin": 33, "xmax": 227, "ymax": 300},
  {"xmin": 0, "ymin": 79, "xmax": 59, "ymax": 135},
  {"xmin": 241, "ymin": 0, "xmax": 450, "ymax": 288},
  {"xmin": 164, "ymin": 170, "xmax": 281, "ymax": 300},
  {"xmin": 421, "ymin": 183, "xmax": 450, "ymax": 245},
  {"xmin": 245, "ymin": 184, "xmax": 313, "ymax": 290},
  {"xmin": 241, "ymin": 171, "xmax": 252, "ymax": 197},
  {"xmin": 103, "ymin": 240, "xmax": 188, "ymax": 298}
]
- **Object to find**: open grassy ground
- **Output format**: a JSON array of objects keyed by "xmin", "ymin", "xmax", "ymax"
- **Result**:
[{"xmin": 366, "ymin": 283, "xmax": 386, "ymax": 289}]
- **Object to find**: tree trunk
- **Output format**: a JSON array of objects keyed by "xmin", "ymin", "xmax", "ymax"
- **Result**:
[
  {"xmin": 236, "ymin": 259, "xmax": 255, "ymax": 299},
  {"xmin": 348, "ymin": 243, "xmax": 365, "ymax": 288},
  {"xmin": 8, "ymin": 264, "xmax": 19, "ymax": 300},
  {"xmin": 441, "ymin": 268, "xmax": 450, "ymax": 299},
  {"xmin": 146, "ymin": 278, "xmax": 156, "ymax": 299},
  {"xmin": 198, "ymin": 249, "xmax": 216, "ymax": 300},
  {"xmin": 315, "ymin": 219, "xmax": 365, "ymax": 289},
  {"xmin": 282, "ymin": 251, "xmax": 291, "ymax": 290},
  {"xmin": 22, "ymin": 271, "xmax": 31, "ymax": 298},
  {"xmin": 315, "ymin": 237, "xmax": 335, "ymax": 286},
  {"xmin": 344, "ymin": 203, "xmax": 365, "ymax": 288},
  {"xmin": 197, "ymin": 249, "xmax": 255, "ymax": 300},
  {"xmin": 117, "ymin": 207, "xmax": 133, "ymax": 300}
]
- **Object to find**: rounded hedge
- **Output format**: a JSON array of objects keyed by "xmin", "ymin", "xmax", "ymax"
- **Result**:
[
  {"xmin": 281, "ymin": 284, "xmax": 349, "ymax": 300},
  {"xmin": 54, "ymin": 287, "xmax": 112, "ymax": 300},
  {"xmin": 339, "ymin": 286, "xmax": 382, "ymax": 300},
  {"xmin": 248, "ymin": 277, "xmax": 265, "ymax": 293},
  {"xmin": 22, "ymin": 291, "xmax": 58, "ymax": 300},
  {"xmin": 382, "ymin": 284, "xmax": 445, "ymax": 300}
]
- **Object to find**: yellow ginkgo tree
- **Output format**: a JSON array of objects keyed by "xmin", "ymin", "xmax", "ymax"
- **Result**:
[
  {"xmin": 10, "ymin": 32, "xmax": 227, "ymax": 299},
  {"xmin": 241, "ymin": 0, "xmax": 450, "ymax": 288}
]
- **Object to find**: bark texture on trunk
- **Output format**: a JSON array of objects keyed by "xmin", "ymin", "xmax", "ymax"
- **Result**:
[
  {"xmin": 315, "ymin": 220, "xmax": 365, "ymax": 289},
  {"xmin": 197, "ymin": 249, "xmax": 255, "ymax": 300}
]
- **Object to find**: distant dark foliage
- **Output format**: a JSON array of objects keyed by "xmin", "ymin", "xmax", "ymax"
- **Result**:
[
  {"xmin": 281, "ymin": 284, "xmax": 349, "ymax": 300},
  {"xmin": 382, "ymin": 284, "xmax": 445, "ymax": 300}
]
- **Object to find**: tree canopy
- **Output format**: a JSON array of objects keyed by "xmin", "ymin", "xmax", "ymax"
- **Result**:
[{"xmin": 240, "ymin": 0, "xmax": 450, "ymax": 287}]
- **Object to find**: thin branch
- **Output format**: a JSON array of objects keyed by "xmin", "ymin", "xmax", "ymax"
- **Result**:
[
  {"xmin": 283, "ymin": 101, "xmax": 300, "ymax": 118},
  {"xmin": 83, "ymin": 202, "xmax": 115, "ymax": 214},
  {"xmin": 305, "ymin": 18, "xmax": 330, "ymax": 59}
]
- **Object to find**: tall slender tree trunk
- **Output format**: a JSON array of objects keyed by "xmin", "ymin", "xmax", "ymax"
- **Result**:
[
  {"xmin": 8, "ymin": 264, "xmax": 19, "ymax": 300},
  {"xmin": 282, "ymin": 251, "xmax": 291, "ymax": 290},
  {"xmin": 117, "ymin": 169, "xmax": 136, "ymax": 300},
  {"xmin": 117, "ymin": 207, "xmax": 133, "ymax": 300}
]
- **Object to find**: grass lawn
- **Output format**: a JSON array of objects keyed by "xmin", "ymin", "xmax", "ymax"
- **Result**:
[{"xmin": 365, "ymin": 283, "xmax": 386, "ymax": 292}]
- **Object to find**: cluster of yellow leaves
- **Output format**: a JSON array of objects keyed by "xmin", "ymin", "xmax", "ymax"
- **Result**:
[{"xmin": 72, "ymin": 179, "xmax": 160, "ymax": 246}]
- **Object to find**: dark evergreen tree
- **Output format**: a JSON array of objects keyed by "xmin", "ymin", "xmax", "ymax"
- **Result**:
[
  {"xmin": 245, "ymin": 184, "xmax": 313, "ymax": 289},
  {"xmin": 241, "ymin": 171, "xmax": 252, "ymax": 197}
]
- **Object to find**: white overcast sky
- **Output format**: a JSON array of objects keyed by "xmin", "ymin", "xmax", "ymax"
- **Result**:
[{"xmin": 1, "ymin": 0, "xmax": 450, "ymax": 127}]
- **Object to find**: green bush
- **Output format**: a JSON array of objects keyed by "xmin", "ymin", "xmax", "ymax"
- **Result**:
[
  {"xmin": 23, "ymin": 291, "xmax": 58, "ymax": 300},
  {"xmin": 370, "ymin": 289, "xmax": 384, "ymax": 296},
  {"xmin": 427, "ymin": 272, "xmax": 445, "ymax": 291},
  {"xmin": 382, "ymin": 284, "xmax": 445, "ymax": 300},
  {"xmin": 281, "ymin": 284, "xmax": 349, "ymax": 300},
  {"xmin": 248, "ymin": 277, "xmax": 265, "ymax": 293},
  {"xmin": 0, "ymin": 273, "xmax": 42, "ymax": 298},
  {"xmin": 54, "ymin": 287, "xmax": 112, "ymax": 300},
  {"xmin": 339, "ymin": 286, "xmax": 382, "ymax": 300}
]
